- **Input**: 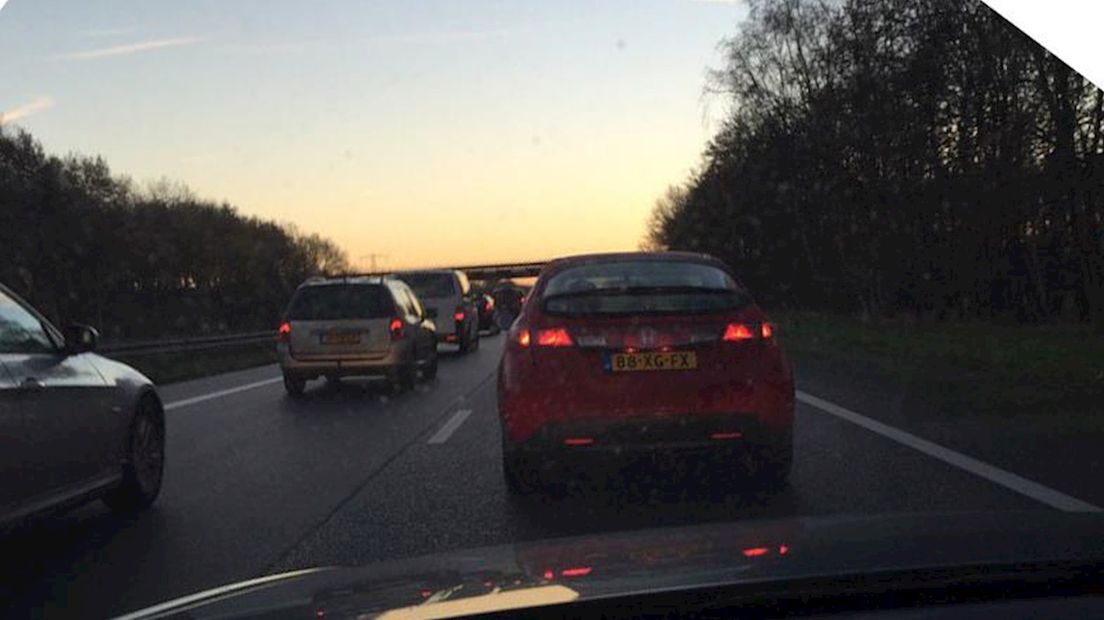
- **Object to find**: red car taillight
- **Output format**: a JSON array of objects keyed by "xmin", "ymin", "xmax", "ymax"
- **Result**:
[
  {"xmin": 276, "ymin": 321, "xmax": 291, "ymax": 343},
  {"xmin": 536, "ymin": 328, "xmax": 573, "ymax": 347},
  {"xmin": 510, "ymin": 326, "xmax": 573, "ymax": 348},
  {"xmin": 722, "ymin": 322, "xmax": 774, "ymax": 341},
  {"xmin": 722, "ymin": 323, "xmax": 755, "ymax": 341},
  {"xmin": 454, "ymin": 306, "xmax": 466, "ymax": 322},
  {"xmin": 389, "ymin": 317, "xmax": 404, "ymax": 341}
]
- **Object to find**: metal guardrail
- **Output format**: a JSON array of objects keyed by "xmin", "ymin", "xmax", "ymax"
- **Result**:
[{"xmin": 100, "ymin": 331, "xmax": 274, "ymax": 357}]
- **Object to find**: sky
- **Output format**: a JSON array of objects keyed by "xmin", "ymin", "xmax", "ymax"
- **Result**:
[{"xmin": 0, "ymin": 0, "xmax": 747, "ymax": 270}]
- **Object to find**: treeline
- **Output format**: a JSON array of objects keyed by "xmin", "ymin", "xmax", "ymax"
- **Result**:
[
  {"xmin": 648, "ymin": 0, "xmax": 1104, "ymax": 324},
  {"xmin": 0, "ymin": 128, "xmax": 349, "ymax": 339}
]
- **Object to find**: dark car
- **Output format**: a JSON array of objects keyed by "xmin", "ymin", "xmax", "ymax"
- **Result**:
[
  {"xmin": 0, "ymin": 282, "xmax": 165, "ymax": 529},
  {"xmin": 115, "ymin": 512, "xmax": 1104, "ymax": 619},
  {"xmin": 491, "ymin": 284, "xmax": 527, "ymax": 329},
  {"xmin": 498, "ymin": 252, "xmax": 794, "ymax": 494},
  {"xmin": 475, "ymin": 292, "xmax": 500, "ymax": 334}
]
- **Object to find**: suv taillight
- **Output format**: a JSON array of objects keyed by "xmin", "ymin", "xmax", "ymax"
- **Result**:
[
  {"xmin": 276, "ymin": 321, "xmax": 291, "ymax": 343},
  {"xmin": 454, "ymin": 306, "xmax": 466, "ymax": 322},
  {"xmin": 390, "ymin": 317, "xmax": 404, "ymax": 341}
]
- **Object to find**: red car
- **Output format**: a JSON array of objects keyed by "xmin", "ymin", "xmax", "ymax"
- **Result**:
[{"xmin": 497, "ymin": 252, "xmax": 794, "ymax": 493}]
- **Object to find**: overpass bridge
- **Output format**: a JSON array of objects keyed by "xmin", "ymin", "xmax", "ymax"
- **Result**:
[{"xmin": 333, "ymin": 260, "xmax": 548, "ymax": 282}]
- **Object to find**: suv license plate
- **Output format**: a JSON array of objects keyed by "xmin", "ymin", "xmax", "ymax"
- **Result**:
[{"xmin": 321, "ymin": 333, "xmax": 360, "ymax": 345}]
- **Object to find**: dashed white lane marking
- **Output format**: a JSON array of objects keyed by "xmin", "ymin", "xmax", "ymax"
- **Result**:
[
  {"xmin": 797, "ymin": 390, "xmax": 1101, "ymax": 513},
  {"xmin": 164, "ymin": 377, "xmax": 283, "ymax": 411},
  {"xmin": 427, "ymin": 409, "xmax": 473, "ymax": 445}
]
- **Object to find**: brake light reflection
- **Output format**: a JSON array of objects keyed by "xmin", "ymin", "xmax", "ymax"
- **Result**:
[
  {"xmin": 563, "ymin": 437, "xmax": 594, "ymax": 446},
  {"xmin": 543, "ymin": 566, "xmax": 593, "ymax": 580},
  {"xmin": 741, "ymin": 544, "xmax": 790, "ymax": 558},
  {"xmin": 710, "ymin": 432, "xmax": 742, "ymax": 440}
]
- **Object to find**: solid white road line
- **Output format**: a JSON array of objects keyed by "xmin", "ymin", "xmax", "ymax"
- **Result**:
[
  {"xmin": 427, "ymin": 409, "xmax": 473, "ymax": 445},
  {"xmin": 797, "ymin": 390, "xmax": 1101, "ymax": 513},
  {"xmin": 164, "ymin": 377, "xmax": 283, "ymax": 411}
]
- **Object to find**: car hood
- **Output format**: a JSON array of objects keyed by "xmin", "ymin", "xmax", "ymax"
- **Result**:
[
  {"xmin": 118, "ymin": 511, "xmax": 1104, "ymax": 619},
  {"xmin": 89, "ymin": 352, "xmax": 155, "ymax": 388}
]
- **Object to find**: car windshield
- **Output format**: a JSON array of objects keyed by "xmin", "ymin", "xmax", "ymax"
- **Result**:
[
  {"xmin": 2, "ymin": 1, "xmax": 1103, "ymax": 618},
  {"xmin": 398, "ymin": 273, "xmax": 457, "ymax": 299},
  {"xmin": 286, "ymin": 284, "xmax": 393, "ymax": 321}
]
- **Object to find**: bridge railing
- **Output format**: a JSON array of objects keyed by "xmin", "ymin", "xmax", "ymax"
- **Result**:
[{"xmin": 328, "ymin": 260, "xmax": 548, "ymax": 281}]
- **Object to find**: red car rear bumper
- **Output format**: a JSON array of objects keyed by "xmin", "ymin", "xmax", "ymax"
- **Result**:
[{"xmin": 497, "ymin": 351, "xmax": 794, "ymax": 452}]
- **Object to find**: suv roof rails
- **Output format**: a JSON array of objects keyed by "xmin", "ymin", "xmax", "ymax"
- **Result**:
[{"xmin": 300, "ymin": 273, "xmax": 394, "ymax": 287}]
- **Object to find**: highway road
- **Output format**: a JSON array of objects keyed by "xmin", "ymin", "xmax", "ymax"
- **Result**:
[{"xmin": 1, "ymin": 334, "xmax": 1100, "ymax": 618}]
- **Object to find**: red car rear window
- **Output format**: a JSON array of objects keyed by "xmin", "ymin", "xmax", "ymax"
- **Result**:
[
  {"xmin": 545, "ymin": 261, "xmax": 739, "ymax": 295},
  {"xmin": 542, "ymin": 261, "xmax": 749, "ymax": 316}
]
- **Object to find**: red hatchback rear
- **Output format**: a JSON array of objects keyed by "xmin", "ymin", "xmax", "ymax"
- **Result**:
[{"xmin": 497, "ymin": 252, "xmax": 794, "ymax": 493}]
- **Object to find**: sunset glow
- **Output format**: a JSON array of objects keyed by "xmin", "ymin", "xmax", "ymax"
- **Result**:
[{"xmin": 0, "ymin": 0, "xmax": 746, "ymax": 269}]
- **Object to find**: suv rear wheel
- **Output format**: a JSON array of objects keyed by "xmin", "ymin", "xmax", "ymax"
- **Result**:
[
  {"xmin": 460, "ymin": 320, "xmax": 479, "ymax": 353},
  {"xmin": 458, "ymin": 323, "xmax": 474, "ymax": 354},
  {"xmin": 396, "ymin": 364, "xmax": 417, "ymax": 391},
  {"xmin": 422, "ymin": 348, "xmax": 438, "ymax": 380},
  {"xmin": 283, "ymin": 373, "xmax": 306, "ymax": 398}
]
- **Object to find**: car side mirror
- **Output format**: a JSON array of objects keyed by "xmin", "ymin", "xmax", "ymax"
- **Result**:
[{"xmin": 64, "ymin": 324, "xmax": 99, "ymax": 354}]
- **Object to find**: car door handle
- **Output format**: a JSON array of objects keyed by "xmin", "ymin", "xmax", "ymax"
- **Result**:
[{"xmin": 19, "ymin": 377, "xmax": 46, "ymax": 391}]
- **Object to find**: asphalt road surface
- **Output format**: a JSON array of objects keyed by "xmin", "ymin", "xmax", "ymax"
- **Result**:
[{"xmin": 1, "ymin": 334, "xmax": 1100, "ymax": 618}]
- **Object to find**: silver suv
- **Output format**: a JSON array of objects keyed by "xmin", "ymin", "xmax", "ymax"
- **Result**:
[
  {"xmin": 395, "ymin": 270, "xmax": 481, "ymax": 354},
  {"xmin": 276, "ymin": 277, "xmax": 437, "ymax": 397}
]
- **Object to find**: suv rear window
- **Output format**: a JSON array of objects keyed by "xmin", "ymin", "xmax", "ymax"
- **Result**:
[
  {"xmin": 286, "ymin": 284, "xmax": 394, "ymax": 320},
  {"xmin": 398, "ymin": 273, "xmax": 457, "ymax": 299},
  {"xmin": 542, "ymin": 261, "xmax": 748, "ymax": 316}
]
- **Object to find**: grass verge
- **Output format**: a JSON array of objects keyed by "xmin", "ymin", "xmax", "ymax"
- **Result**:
[
  {"xmin": 775, "ymin": 312, "xmax": 1104, "ymax": 419},
  {"xmin": 107, "ymin": 341, "xmax": 278, "ymax": 385}
]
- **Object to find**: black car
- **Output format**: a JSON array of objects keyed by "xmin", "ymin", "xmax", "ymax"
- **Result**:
[{"xmin": 475, "ymin": 292, "xmax": 499, "ymax": 334}]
